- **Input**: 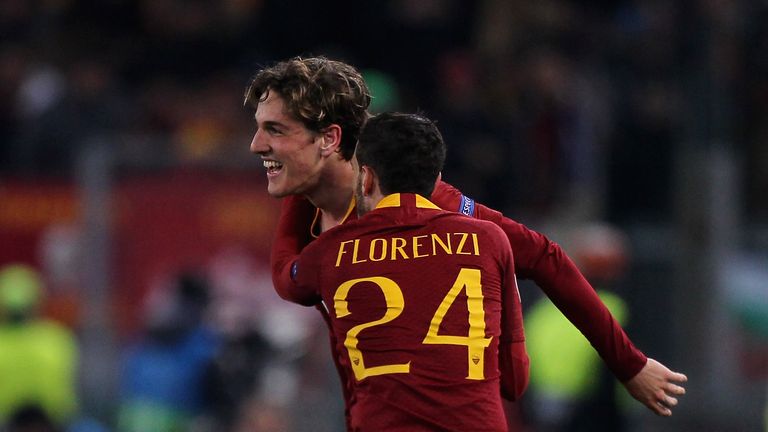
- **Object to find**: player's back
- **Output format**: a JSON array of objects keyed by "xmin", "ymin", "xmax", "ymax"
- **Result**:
[{"xmin": 300, "ymin": 193, "xmax": 514, "ymax": 432}]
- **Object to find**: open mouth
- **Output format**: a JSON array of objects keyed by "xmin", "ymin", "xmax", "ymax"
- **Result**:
[{"xmin": 263, "ymin": 160, "xmax": 283, "ymax": 176}]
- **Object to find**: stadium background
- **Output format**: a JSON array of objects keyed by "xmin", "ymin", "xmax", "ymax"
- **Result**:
[{"xmin": 0, "ymin": 0, "xmax": 766, "ymax": 431}]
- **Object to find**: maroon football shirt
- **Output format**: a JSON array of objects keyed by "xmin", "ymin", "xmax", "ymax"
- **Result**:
[
  {"xmin": 271, "ymin": 181, "xmax": 646, "ymax": 382},
  {"xmin": 289, "ymin": 193, "xmax": 524, "ymax": 432}
]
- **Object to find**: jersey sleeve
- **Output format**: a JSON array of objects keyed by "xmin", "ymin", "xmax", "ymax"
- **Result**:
[
  {"xmin": 270, "ymin": 195, "xmax": 318, "ymax": 304},
  {"xmin": 495, "ymin": 232, "xmax": 530, "ymax": 401},
  {"xmin": 430, "ymin": 181, "xmax": 648, "ymax": 381},
  {"xmin": 283, "ymin": 243, "xmax": 322, "ymax": 306}
]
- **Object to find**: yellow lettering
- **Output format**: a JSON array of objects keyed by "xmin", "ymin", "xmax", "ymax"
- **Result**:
[
  {"xmin": 456, "ymin": 233, "xmax": 471, "ymax": 255},
  {"xmin": 369, "ymin": 238, "xmax": 387, "ymax": 262},
  {"xmin": 431, "ymin": 233, "xmax": 453, "ymax": 255},
  {"xmin": 336, "ymin": 240, "xmax": 354, "ymax": 267},
  {"xmin": 352, "ymin": 239, "xmax": 368, "ymax": 264},
  {"xmin": 412, "ymin": 235, "xmax": 429, "ymax": 258},
  {"xmin": 391, "ymin": 237, "xmax": 409, "ymax": 260},
  {"xmin": 337, "ymin": 233, "xmax": 477, "ymax": 266}
]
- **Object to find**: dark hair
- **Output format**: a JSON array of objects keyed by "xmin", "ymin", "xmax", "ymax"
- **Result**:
[
  {"xmin": 244, "ymin": 56, "xmax": 371, "ymax": 160},
  {"xmin": 356, "ymin": 112, "xmax": 446, "ymax": 197}
]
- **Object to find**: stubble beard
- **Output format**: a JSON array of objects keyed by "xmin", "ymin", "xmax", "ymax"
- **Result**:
[{"xmin": 355, "ymin": 177, "xmax": 370, "ymax": 217}]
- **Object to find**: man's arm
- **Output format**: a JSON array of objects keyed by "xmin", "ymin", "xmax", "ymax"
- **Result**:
[
  {"xmin": 271, "ymin": 195, "xmax": 318, "ymax": 302},
  {"xmin": 431, "ymin": 181, "xmax": 687, "ymax": 414},
  {"xmin": 286, "ymin": 244, "xmax": 323, "ymax": 307},
  {"xmin": 496, "ymin": 235, "xmax": 529, "ymax": 401},
  {"xmin": 499, "ymin": 342, "xmax": 529, "ymax": 401},
  {"xmin": 431, "ymin": 180, "xmax": 646, "ymax": 379}
]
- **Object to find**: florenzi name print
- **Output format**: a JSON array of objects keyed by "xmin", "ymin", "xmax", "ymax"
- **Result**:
[{"xmin": 335, "ymin": 232, "xmax": 481, "ymax": 267}]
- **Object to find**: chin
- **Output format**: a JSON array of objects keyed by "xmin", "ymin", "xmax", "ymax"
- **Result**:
[
  {"xmin": 268, "ymin": 182, "xmax": 305, "ymax": 199},
  {"xmin": 266, "ymin": 184, "xmax": 289, "ymax": 198}
]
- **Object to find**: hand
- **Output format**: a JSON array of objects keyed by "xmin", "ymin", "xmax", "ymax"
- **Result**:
[{"xmin": 623, "ymin": 358, "xmax": 687, "ymax": 416}]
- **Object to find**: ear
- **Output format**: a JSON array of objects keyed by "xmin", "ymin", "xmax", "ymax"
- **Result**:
[
  {"xmin": 360, "ymin": 165, "xmax": 377, "ymax": 196},
  {"xmin": 318, "ymin": 124, "xmax": 342, "ymax": 157}
]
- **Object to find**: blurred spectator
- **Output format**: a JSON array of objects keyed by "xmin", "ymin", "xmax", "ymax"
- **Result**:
[
  {"xmin": 523, "ymin": 223, "xmax": 635, "ymax": 432},
  {"xmin": 0, "ymin": 0, "xmax": 762, "ymax": 226},
  {"xmin": 229, "ymin": 397, "xmax": 289, "ymax": 432},
  {"xmin": 721, "ymin": 254, "xmax": 768, "ymax": 432},
  {"xmin": 10, "ymin": 55, "xmax": 128, "ymax": 177},
  {"xmin": 37, "ymin": 224, "xmax": 84, "ymax": 330},
  {"xmin": 0, "ymin": 264, "xmax": 78, "ymax": 428},
  {"xmin": 203, "ymin": 251, "xmax": 277, "ymax": 430},
  {"xmin": 205, "ymin": 251, "xmax": 335, "ymax": 431},
  {"xmin": 5, "ymin": 405, "xmax": 60, "ymax": 432},
  {"xmin": 205, "ymin": 328, "xmax": 272, "ymax": 431},
  {"xmin": 116, "ymin": 272, "xmax": 218, "ymax": 432}
]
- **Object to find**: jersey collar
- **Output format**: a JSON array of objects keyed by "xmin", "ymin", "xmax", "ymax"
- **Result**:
[
  {"xmin": 375, "ymin": 193, "xmax": 440, "ymax": 210},
  {"xmin": 310, "ymin": 196, "xmax": 357, "ymax": 238},
  {"xmin": 310, "ymin": 193, "xmax": 439, "ymax": 238}
]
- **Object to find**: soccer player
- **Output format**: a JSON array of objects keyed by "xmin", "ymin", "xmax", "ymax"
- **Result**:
[
  {"xmin": 286, "ymin": 112, "xmax": 528, "ymax": 431},
  {"xmin": 245, "ymin": 56, "xmax": 686, "ymax": 420}
]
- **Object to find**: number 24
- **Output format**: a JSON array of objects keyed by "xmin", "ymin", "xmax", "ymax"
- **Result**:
[{"xmin": 333, "ymin": 268, "xmax": 491, "ymax": 381}]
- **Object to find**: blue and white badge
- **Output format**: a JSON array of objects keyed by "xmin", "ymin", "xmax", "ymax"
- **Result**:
[
  {"xmin": 290, "ymin": 261, "xmax": 299, "ymax": 281},
  {"xmin": 459, "ymin": 194, "xmax": 476, "ymax": 217}
]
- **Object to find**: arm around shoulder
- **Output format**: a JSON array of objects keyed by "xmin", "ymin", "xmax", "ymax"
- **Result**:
[
  {"xmin": 279, "ymin": 249, "xmax": 322, "ymax": 307},
  {"xmin": 430, "ymin": 180, "xmax": 647, "ymax": 381},
  {"xmin": 270, "ymin": 195, "xmax": 317, "ymax": 302}
]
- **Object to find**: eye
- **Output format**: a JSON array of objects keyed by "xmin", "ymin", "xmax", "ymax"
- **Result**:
[{"xmin": 265, "ymin": 124, "xmax": 284, "ymax": 136}]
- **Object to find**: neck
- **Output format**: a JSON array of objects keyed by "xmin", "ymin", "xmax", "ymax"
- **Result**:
[
  {"xmin": 305, "ymin": 157, "xmax": 355, "ymax": 230},
  {"xmin": 364, "ymin": 189, "xmax": 386, "ymax": 212}
]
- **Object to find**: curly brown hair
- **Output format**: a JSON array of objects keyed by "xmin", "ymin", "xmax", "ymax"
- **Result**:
[{"xmin": 244, "ymin": 56, "xmax": 371, "ymax": 161}]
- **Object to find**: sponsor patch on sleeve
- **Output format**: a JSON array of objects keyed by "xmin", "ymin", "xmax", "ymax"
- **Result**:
[{"xmin": 459, "ymin": 194, "xmax": 476, "ymax": 217}]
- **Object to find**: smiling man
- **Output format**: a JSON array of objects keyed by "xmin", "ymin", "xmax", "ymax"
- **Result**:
[
  {"xmin": 244, "ymin": 57, "xmax": 686, "ymax": 428},
  {"xmin": 247, "ymin": 59, "xmax": 364, "ymax": 235},
  {"xmin": 253, "ymin": 90, "xmax": 342, "ymax": 198}
]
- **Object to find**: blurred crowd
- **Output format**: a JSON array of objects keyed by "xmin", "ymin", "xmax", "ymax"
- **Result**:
[
  {"xmin": 1, "ymin": 0, "xmax": 767, "ymax": 431},
  {"xmin": 1, "ymin": 0, "xmax": 767, "ymax": 221},
  {"xmin": 0, "ymin": 261, "xmax": 336, "ymax": 432}
]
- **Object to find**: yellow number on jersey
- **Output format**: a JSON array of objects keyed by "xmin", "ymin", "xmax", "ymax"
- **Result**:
[
  {"xmin": 334, "ymin": 269, "xmax": 491, "ymax": 381},
  {"xmin": 334, "ymin": 276, "xmax": 411, "ymax": 380},
  {"xmin": 423, "ymin": 268, "xmax": 491, "ymax": 379}
]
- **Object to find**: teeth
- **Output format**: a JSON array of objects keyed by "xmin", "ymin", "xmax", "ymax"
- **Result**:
[{"xmin": 263, "ymin": 160, "xmax": 283, "ymax": 170}]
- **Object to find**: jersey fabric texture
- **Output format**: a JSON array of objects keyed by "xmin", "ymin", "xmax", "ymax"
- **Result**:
[
  {"xmin": 289, "ymin": 193, "xmax": 524, "ymax": 432},
  {"xmin": 269, "ymin": 180, "xmax": 647, "ymax": 430},
  {"xmin": 271, "ymin": 181, "xmax": 646, "ymax": 379}
]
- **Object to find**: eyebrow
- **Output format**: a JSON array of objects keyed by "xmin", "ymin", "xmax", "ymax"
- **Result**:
[{"xmin": 258, "ymin": 120, "xmax": 287, "ymax": 130}]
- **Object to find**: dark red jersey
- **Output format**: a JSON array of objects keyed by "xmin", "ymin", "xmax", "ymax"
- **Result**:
[
  {"xmin": 271, "ymin": 181, "xmax": 646, "ymax": 383},
  {"xmin": 290, "ymin": 193, "xmax": 525, "ymax": 432}
]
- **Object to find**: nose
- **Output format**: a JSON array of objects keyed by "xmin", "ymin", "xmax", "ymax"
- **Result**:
[{"xmin": 250, "ymin": 128, "xmax": 269, "ymax": 155}]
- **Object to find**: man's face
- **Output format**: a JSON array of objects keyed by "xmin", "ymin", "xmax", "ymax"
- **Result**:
[{"xmin": 250, "ymin": 91, "xmax": 325, "ymax": 198}]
